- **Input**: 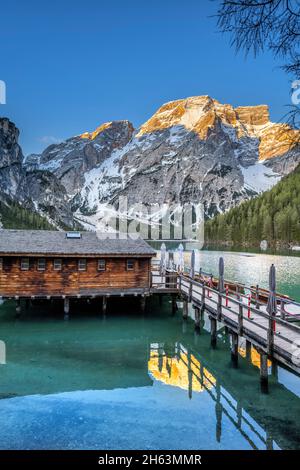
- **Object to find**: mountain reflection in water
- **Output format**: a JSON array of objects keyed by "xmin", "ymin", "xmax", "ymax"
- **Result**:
[{"xmin": 0, "ymin": 298, "xmax": 300, "ymax": 450}]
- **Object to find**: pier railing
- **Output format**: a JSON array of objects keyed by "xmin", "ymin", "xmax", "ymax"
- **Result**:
[{"xmin": 150, "ymin": 258, "xmax": 300, "ymax": 376}]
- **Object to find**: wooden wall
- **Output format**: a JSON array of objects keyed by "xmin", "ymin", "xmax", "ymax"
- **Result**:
[{"xmin": 0, "ymin": 257, "xmax": 151, "ymax": 297}]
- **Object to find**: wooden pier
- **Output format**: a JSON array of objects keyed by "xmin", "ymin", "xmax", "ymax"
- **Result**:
[{"xmin": 151, "ymin": 262, "xmax": 300, "ymax": 389}]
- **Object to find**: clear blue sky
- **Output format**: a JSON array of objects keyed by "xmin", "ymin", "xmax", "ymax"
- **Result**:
[{"xmin": 0, "ymin": 0, "xmax": 293, "ymax": 155}]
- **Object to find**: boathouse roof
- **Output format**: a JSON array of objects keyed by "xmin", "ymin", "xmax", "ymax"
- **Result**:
[{"xmin": 0, "ymin": 230, "xmax": 156, "ymax": 257}]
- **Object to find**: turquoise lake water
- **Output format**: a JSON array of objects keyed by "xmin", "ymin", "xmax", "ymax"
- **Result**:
[
  {"xmin": 150, "ymin": 245, "xmax": 300, "ymax": 302},
  {"xmin": 0, "ymin": 291, "xmax": 300, "ymax": 450}
]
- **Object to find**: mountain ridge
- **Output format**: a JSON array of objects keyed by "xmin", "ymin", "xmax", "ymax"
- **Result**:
[{"xmin": 1, "ymin": 94, "xmax": 300, "ymax": 231}]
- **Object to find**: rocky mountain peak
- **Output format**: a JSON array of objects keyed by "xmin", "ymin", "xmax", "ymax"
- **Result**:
[
  {"xmin": 2, "ymin": 95, "xmax": 300, "ymax": 231},
  {"xmin": 0, "ymin": 117, "xmax": 24, "ymax": 197},
  {"xmin": 0, "ymin": 118, "xmax": 22, "ymax": 167},
  {"xmin": 136, "ymin": 95, "xmax": 300, "ymax": 161},
  {"xmin": 79, "ymin": 120, "xmax": 134, "ymax": 142},
  {"xmin": 235, "ymin": 105, "xmax": 270, "ymax": 126}
]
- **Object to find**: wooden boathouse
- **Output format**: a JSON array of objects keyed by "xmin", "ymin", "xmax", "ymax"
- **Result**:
[{"xmin": 0, "ymin": 229, "xmax": 156, "ymax": 315}]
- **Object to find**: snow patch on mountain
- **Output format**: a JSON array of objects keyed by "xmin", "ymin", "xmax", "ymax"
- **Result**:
[{"xmin": 241, "ymin": 162, "xmax": 281, "ymax": 193}]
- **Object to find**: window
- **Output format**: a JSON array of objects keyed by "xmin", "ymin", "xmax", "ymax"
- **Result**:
[
  {"xmin": 21, "ymin": 258, "xmax": 30, "ymax": 271},
  {"xmin": 0, "ymin": 258, "xmax": 3, "ymax": 270},
  {"xmin": 37, "ymin": 258, "xmax": 46, "ymax": 271},
  {"xmin": 66, "ymin": 232, "xmax": 81, "ymax": 239},
  {"xmin": 126, "ymin": 259, "xmax": 134, "ymax": 271},
  {"xmin": 54, "ymin": 259, "xmax": 62, "ymax": 271},
  {"xmin": 78, "ymin": 259, "xmax": 87, "ymax": 271},
  {"xmin": 98, "ymin": 259, "xmax": 106, "ymax": 271}
]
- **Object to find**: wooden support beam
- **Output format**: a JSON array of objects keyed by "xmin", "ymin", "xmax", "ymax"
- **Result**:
[
  {"xmin": 210, "ymin": 317, "xmax": 217, "ymax": 348},
  {"xmin": 183, "ymin": 299, "xmax": 189, "ymax": 320},
  {"xmin": 231, "ymin": 332, "xmax": 239, "ymax": 368},
  {"xmin": 201, "ymin": 285, "xmax": 206, "ymax": 312},
  {"xmin": 215, "ymin": 382, "xmax": 222, "ymax": 443},
  {"xmin": 64, "ymin": 298, "xmax": 70, "ymax": 321},
  {"xmin": 15, "ymin": 299, "xmax": 21, "ymax": 316},
  {"xmin": 246, "ymin": 340, "xmax": 252, "ymax": 360},
  {"xmin": 200, "ymin": 303, "xmax": 205, "ymax": 319},
  {"xmin": 171, "ymin": 294, "xmax": 177, "ymax": 316},
  {"xmin": 217, "ymin": 292, "xmax": 222, "ymax": 321},
  {"xmin": 102, "ymin": 296, "xmax": 107, "ymax": 316},
  {"xmin": 194, "ymin": 306, "xmax": 201, "ymax": 333},
  {"xmin": 260, "ymin": 352, "xmax": 269, "ymax": 394},
  {"xmin": 255, "ymin": 284, "xmax": 260, "ymax": 309},
  {"xmin": 267, "ymin": 315, "xmax": 274, "ymax": 355},
  {"xmin": 271, "ymin": 358, "xmax": 278, "ymax": 379},
  {"xmin": 238, "ymin": 304, "xmax": 243, "ymax": 336},
  {"xmin": 140, "ymin": 296, "xmax": 146, "ymax": 313}
]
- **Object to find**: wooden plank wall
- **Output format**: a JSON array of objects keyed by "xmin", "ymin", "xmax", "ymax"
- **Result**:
[{"xmin": 0, "ymin": 257, "xmax": 151, "ymax": 296}]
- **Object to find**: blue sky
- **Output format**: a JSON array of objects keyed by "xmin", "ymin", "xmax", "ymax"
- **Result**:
[{"xmin": 0, "ymin": 0, "xmax": 293, "ymax": 155}]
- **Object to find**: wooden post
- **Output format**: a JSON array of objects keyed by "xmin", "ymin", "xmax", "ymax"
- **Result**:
[
  {"xmin": 260, "ymin": 352, "xmax": 269, "ymax": 394},
  {"xmin": 267, "ymin": 314, "xmax": 274, "ymax": 355},
  {"xmin": 246, "ymin": 340, "xmax": 252, "ymax": 360},
  {"xmin": 255, "ymin": 284, "xmax": 260, "ymax": 309},
  {"xmin": 15, "ymin": 298, "xmax": 21, "ymax": 316},
  {"xmin": 183, "ymin": 299, "xmax": 188, "ymax": 320},
  {"xmin": 238, "ymin": 303, "xmax": 243, "ymax": 335},
  {"xmin": 210, "ymin": 317, "xmax": 217, "ymax": 348},
  {"xmin": 194, "ymin": 306, "xmax": 201, "ymax": 333},
  {"xmin": 266, "ymin": 434, "xmax": 273, "ymax": 450},
  {"xmin": 188, "ymin": 353, "xmax": 193, "ymax": 400},
  {"xmin": 64, "ymin": 298, "xmax": 70, "ymax": 320},
  {"xmin": 102, "ymin": 296, "xmax": 107, "ymax": 316},
  {"xmin": 171, "ymin": 294, "xmax": 177, "ymax": 316},
  {"xmin": 271, "ymin": 358, "xmax": 278, "ymax": 379},
  {"xmin": 189, "ymin": 280, "xmax": 193, "ymax": 302},
  {"xmin": 215, "ymin": 382, "xmax": 222, "ymax": 443},
  {"xmin": 231, "ymin": 332, "xmax": 238, "ymax": 368},
  {"xmin": 201, "ymin": 284, "xmax": 206, "ymax": 312},
  {"xmin": 140, "ymin": 296, "xmax": 146, "ymax": 313},
  {"xmin": 217, "ymin": 291, "xmax": 222, "ymax": 321}
]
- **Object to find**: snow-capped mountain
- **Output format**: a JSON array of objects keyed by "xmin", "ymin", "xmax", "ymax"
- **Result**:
[{"xmin": 2, "ymin": 95, "xmax": 300, "ymax": 231}]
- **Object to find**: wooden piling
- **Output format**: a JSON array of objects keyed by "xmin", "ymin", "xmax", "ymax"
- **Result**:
[
  {"xmin": 201, "ymin": 285, "xmax": 206, "ymax": 312},
  {"xmin": 171, "ymin": 294, "xmax": 177, "ymax": 316},
  {"xmin": 246, "ymin": 340, "xmax": 252, "ymax": 360},
  {"xmin": 260, "ymin": 352, "xmax": 269, "ymax": 394},
  {"xmin": 140, "ymin": 296, "xmax": 146, "ymax": 313},
  {"xmin": 231, "ymin": 332, "xmax": 239, "ymax": 368},
  {"xmin": 210, "ymin": 317, "xmax": 217, "ymax": 348},
  {"xmin": 183, "ymin": 299, "xmax": 188, "ymax": 320},
  {"xmin": 102, "ymin": 296, "xmax": 107, "ymax": 315},
  {"xmin": 64, "ymin": 298, "xmax": 70, "ymax": 320},
  {"xmin": 15, "ymin": 298, "xmax": 21, "ymax": 316},
  {"xmin": 194, "ymin": 306, "xmax": 201, "ymax": 333}
]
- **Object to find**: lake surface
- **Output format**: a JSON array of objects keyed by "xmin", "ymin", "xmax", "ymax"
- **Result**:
[
  {"xmin": 0, "ymin": 293, "xmax": 300, "ymax": 450},
  {"xmin": 152, "ymin": 246, "xmax": 300, "ymax": 302}
]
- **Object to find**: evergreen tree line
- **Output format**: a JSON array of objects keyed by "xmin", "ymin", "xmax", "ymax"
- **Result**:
[
  {"xmin": 205, "ymin": 165, "xmax": 300, "ymax": 247},
  {"xmin": 0, "ymin": 198, "xmax": 55, "ymax": 230}
]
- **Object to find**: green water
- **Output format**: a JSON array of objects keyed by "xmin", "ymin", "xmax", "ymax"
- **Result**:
[
  {"xmin": 151, "ymin": 244, "xmax": 300, "ymax": 302},
  {"xmin": 0, "ymin": 296, "xmax": 300, "ymax": 450}
]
